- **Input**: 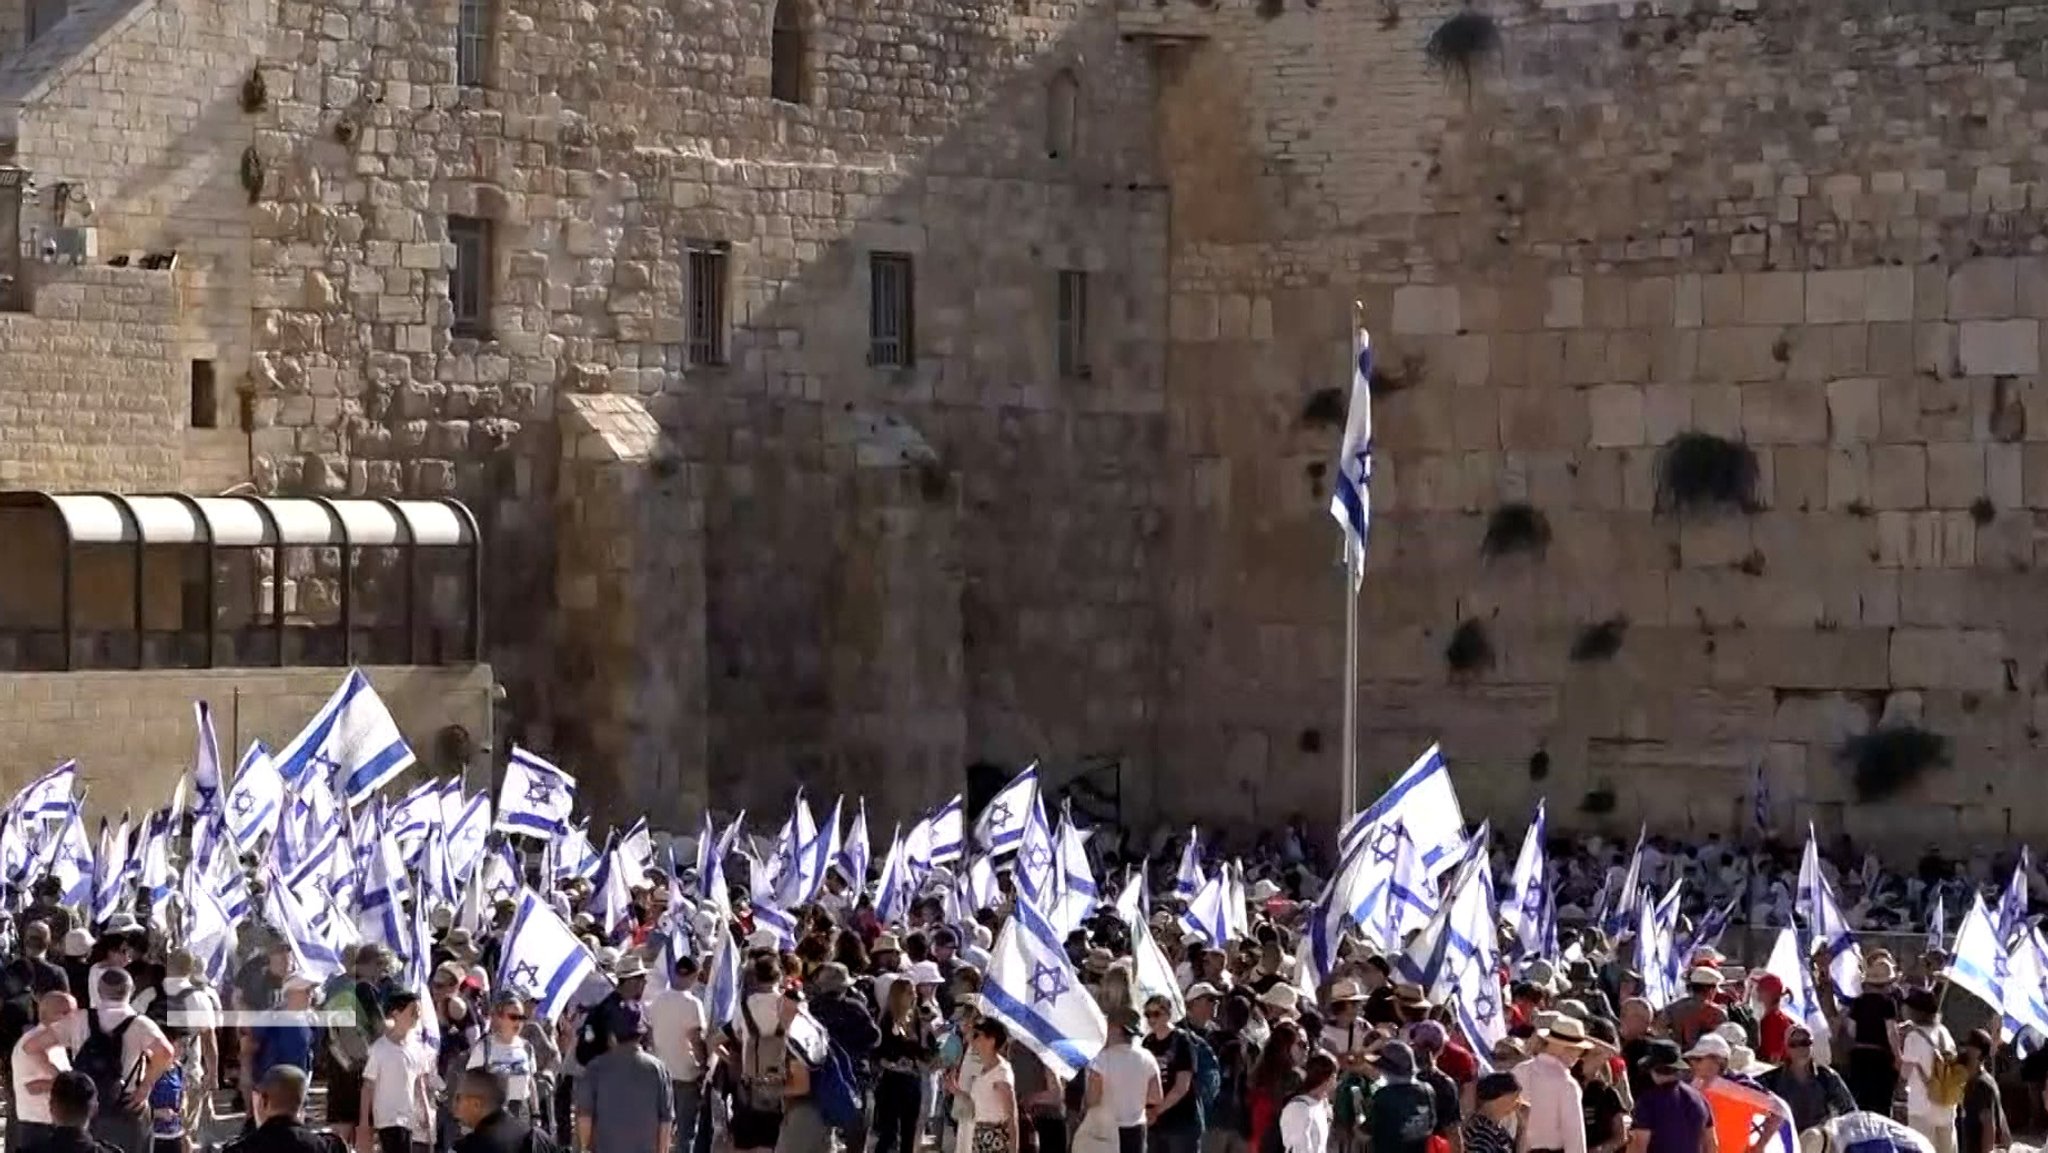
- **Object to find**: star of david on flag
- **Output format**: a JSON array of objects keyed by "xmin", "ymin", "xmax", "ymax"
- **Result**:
[
  {"xmin": 270, "ymin": 668, "xmax": 416, "ymax": 807},
  {"xmin": 496, "ymin": 747, "xmax": 577, "ymax": 840},
  {"xmin": 497, "ymin": 887, "xmax": 605, "ymax": 1023}
]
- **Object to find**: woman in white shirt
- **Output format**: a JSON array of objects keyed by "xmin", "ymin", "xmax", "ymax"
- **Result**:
[
  {"xmin": 466, "ymin": 992, "xmax": 539, "ymax": 1117},
  {"xmin": 1278, "ymin": 1052, "xmax": 1340, "ymax": 1153},
  {"xmin": 1086, "ymin": 1008, "xmax": 1163, "ymax": 1153},
  {"xmin": 968, "ymin": 1019, "xmax": 1019, "ymax": 1153}
]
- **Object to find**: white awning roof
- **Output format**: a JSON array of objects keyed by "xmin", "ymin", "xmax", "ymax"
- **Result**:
[{"xmin": 0, "ymin": 493, "xmax": 479, "ymax": 548}]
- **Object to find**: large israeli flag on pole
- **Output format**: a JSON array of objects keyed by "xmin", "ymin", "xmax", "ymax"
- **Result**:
[
  {"xmin": 1330, "ymin": 326, "xmax": 1373, "ymax": 589},
  {"xmin": 272, "ymin": 668, "xmax": 416, "ymax": 807},
  {"xmin": 10, "ymin": 760, "xmax": 78, "ymax": 823},
  {"xmin": 980, "ymin": 893, "xmax": 1105, "ymax": 1083},
  {"xmin": 498, "ymin": 887, "xmax": 608, "ymax": 1023}
]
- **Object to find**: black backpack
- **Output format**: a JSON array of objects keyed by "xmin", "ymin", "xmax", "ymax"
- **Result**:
[
  {"xmin": 76, "ymin": 1010, "xmax": 135, "ymax": 1106},
  {"xmin": 147, "ymin": 985, "xmax": 195, "ymax": 1043}
]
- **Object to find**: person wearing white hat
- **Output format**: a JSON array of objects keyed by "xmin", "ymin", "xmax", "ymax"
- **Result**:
[{"xmin": 1664, "ymin": 968, "xmax": 1728, "ymax": 1050}]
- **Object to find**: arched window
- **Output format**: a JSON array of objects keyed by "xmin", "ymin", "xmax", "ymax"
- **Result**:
[
  {"xmin": 1045, "ymin": 69, "xmax": 1079, "ymax": 160},
  {"xmin": 771, "ymin": 0, "xmax": 808, "ymax": 105}
]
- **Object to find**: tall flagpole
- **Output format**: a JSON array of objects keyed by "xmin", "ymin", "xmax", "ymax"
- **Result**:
[{"xmin": 1339, "ymin": 300, "xmax": 1363, "ymax": 824}]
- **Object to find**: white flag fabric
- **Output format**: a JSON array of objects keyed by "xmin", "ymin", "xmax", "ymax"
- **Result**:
[
  {"xmin": 10, "ymin": 760, "xmax": 77, "ymax": 824},
  {"xmin": 498, "ymin": 887, "xmax": 608, "ymax": 1023},
  {"xmin": 1337, "ymin": 745, "xmax": 1466, "ymax": 879},
  {"xmin": 496, "ymin": 747, "xmax": 577, "ymax": 839},
  {"xmin": 974, "ymin": 769, "xmax": 1039, "ymax": 856},
  {"xmin": 981, "ymin": 893, "xmax": 1104, "ymax": 1083},
  {"xmin": 1329, "ymin": 326, "xmax": 1374, "ymax": 588},
  {"xmin": 1944, "ymin": 893, "xmax": 2006, "ymax": 1016},
  {"xmin": 272, "ymin": 668, "xmax": 416, "ymax": 806}
]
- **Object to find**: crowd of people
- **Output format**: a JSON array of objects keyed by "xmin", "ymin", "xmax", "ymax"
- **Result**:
[{"xmin": 0, "ymin": 823, "xmax": 2029, "ymax": 1153}]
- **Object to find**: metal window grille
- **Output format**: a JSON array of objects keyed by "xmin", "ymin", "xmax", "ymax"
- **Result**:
[
  {"xmin": 448, "ymin": 216, "xmax": 490, "ymax": 335},
  {"xmin": 869, "ymin": 253, "xmax": 914, "ymax": 368},
  {"xmin": 1056, "ymin": 270, "xmax": 1090, "ymax": 379},
  {"xmin": 686, "ymin": 244, "xmax": 729, "ymax": 367},
  {"xmin": 457, "ymin": 0, "xmax": 491, "ymax": 87}
]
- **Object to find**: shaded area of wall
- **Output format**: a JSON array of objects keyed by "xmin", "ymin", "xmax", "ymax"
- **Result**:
[
  {"xmin": 551, "ymin": 392, "xmax": 708, "ymax": 829},
  {"xmin": 0, "ymin": 663, "xmax": 494, "ymax": 816},
  {"xmin": 1142, "ymin": 0, "xmax": 2048, "ymax": 846}
]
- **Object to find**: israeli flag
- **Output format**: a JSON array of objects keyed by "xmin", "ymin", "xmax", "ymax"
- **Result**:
[
  {"xmin": 1763, "ymin": 927, "xmax": 1830, "ymax": 1053},
  {"xmin": 1944, "ymin": 893, "xmax": 2006, "ymax": 1016},
  {"xmin": 1797, "ymin": 833, "xmax": 1863, "ymax": 998},
  {"xmin": 192, "ymin": 702, "xmax": 224, "ymax": 817},
  {"xmin": 1047, "ymin": 817, "xmax": 1099, "ymax": 940},
  {"xmin": 873, "ymin": 830, "xmax": 913, "ymax": 927},
  {"xmin": 1506, "ymin": 801, "xmax": 1554, "ymax": 962},
  {"xmin": 1329, "ymin": 324, "xmax": 1374, "ymax": 588},
  {"xmin": 272, "ymin": 668, "xmax": 416, "ymax": 806},
  {"xmin": 388, "ymin": 779, "xmax": 446, "ymax": 850},
  {"xmin": 922, "ymin": 795, "xmax": 965, "ymax": 867},
  {"xmin": 10, "ymin": 760, "xmax": 78, "ymax": 824},
  {"xmin": 585, "ymin": 842, "xmax": 636, "ymax": 943},
  {"xmin": 547, "ymin": 823, "xmax": 602, "ymax": 881},
  {"xmin": 1398, "ymin": 858, "xmax": 1505, "ymax": 1067},
  {"xmin": 2001, "ymin": 927, "xmax": 2048, "ymax": 1053},
  {"xmin": 1112, "ymin": 861, "xmax": 1148, "ymax": 928},
  {"xmin": 1360, "ymin": 821, "xmax": 1436, "ymax": 951},
  {"xmin": 838, "ymin": 801, "xmax": 871, "ymax": 887},
  {"xmin": 1173, "ymin": 828, "xmax": 1205, "ymax": 902},
  {"xmin": 966, "ymin": 853, "xmax": 1001, "ymax": 918},
  {"xmin": 445, "ymin": 791, "xmax": 491, "ymax": 883},
  {"xmin": 92, "ymin": 815, "xmax": 133, "ymax": 924},
  {"xmin": 498, "ymin": 886, "xmax": 608, "ymax": 1023},
  {"xmin": 1601, "ymin": 828, "xmax": 1647, "ymax": 939},
  {"xmin": 181, "ymin": 866, "xmax": 237, "ymax": 986},
  {"xmin": 137, "ymin": 814, "xmax": 175, "ymax": 930},
  {"xmin": 44, "ymin": 811, "xmax": 92, "ymax": 906},
  {"xmin": 1013, "ymin": 794, "xmax": 1057, "ymax": 904},
  {"xmin": 704, "ymin": 916, "xmax": 743, "ymax": 1030},
  {"xmin": 1337, "ymin": 745, "xmax": 1466, "ymax": 879},
  {"xmin": 974, "ymin": 767, "xmax": 1039, "ymax": 856},
  {"xmin": 1129, "ymin": 910, "xmax": 1184, "ymax": 1025},
  {"xmin": 354, "ymin": 827, "xmax": 411, "ymax": 956},
  {"xmin": 980, "ymin": 892, "xmax": 1105, "ymax": 1082},
  {"xmin": 1928, "ymin": 892, "xmax": 1946, "ymax": 955},
  {"xmin": 1180, "ymin": 869, "xmax": 1232, "ymax": 948},
  {"xmin": 1998, "ymin": 849, "xmax": 2031, "ymax": 945},
  {"xmin": 262, "ymin": 865, "xmax": 345, "ymax": 982},
  {"xmin": 496, "ymin": 747, "xmax": 577, "ymax": 839},
  {"xmin": 618, "ymin": 819, "xmax": 655, "ymax": 884}
]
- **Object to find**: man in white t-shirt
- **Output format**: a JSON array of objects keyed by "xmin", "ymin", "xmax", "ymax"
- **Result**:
[
  {"xmin": 63, "ymin": 967, "xmax": 175, "ymax": 1153},
  {"xmin": 83, "ymin": 923, "xmax": 140, "ymax": 1010},
  {"xmin": 360, "ymin": 990, "xmax": 439, "ymax": 1153},
  {"xmin": 10, "ymin": 991, "xmax": 77, "ymax": 1149},
  {"xmin": 1086, "ymin": 1008, "xmax": 1164, "ymax": 1138},
  {"xmin": 645, "ymin": 955, "xmax": 707, "ymax": 1153},
  {"xmin": 1898, "ymin": 989, "xmax": 1958, "ymax": 1153}
]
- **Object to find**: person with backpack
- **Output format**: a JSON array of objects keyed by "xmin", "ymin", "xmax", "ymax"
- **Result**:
[
  {"xmin": 1273, "ymin": 1053, "xmax": 1338, "ymax": 1153},
  {"xmin": 1141, "ymin": 994, "xmax": 1206, "ymax": 1153},
  {"xmin": 67, "ymin": 968, "xmax": 175, "ymax": 1153},
  {"xmin": 573, "ymin": 1002, "xmax": 674, "ymax": 1153},
  {"xmin": 1898, "ymin": 988, "xmax": 1961, "ymax": 1153}
]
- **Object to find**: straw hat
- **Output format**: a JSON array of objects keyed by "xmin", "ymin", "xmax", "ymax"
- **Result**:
[{"xmin": 1539, "ymin": 1016, "xmax": 1595, "ymax": 1050}]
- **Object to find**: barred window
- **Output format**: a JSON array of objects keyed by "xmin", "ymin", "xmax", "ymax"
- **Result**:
[
  {"xmin": 457, "ymin": 0, "xmax": 492, "ymax": 87},
  {"xmin": 686, "ymin": 242, "xmax": 730, "ymax": 367},
  {"xmin": 1056, "ymin": 270, "xmax": 1090, "ymax": 379},
  {"xmin": 448, "ymin": 216, "xmax": 491, "ymax": 337},
  {"xmin": 869, "ymin": 253, "xmax": 914, "ymax": 368}
]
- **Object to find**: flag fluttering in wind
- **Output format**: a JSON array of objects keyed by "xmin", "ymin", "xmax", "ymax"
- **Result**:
[
  {"xmin": 981, "ymin": 893, "xmax": 1104, "ymax": 1083},
  {"xmin": 1329, "ymin": 324, "xmax": 1374, "ymax": 589},
  {"xmin": 498, "ymin": 887, "xmax": 607, "ymax": 1023},
  {"xmin": 496, "ymin": 747, "xmax": 577, "ymax": 840},
  {"xmin": 271, "ymin": 668, "xmax": 416, "ymax": 806}
]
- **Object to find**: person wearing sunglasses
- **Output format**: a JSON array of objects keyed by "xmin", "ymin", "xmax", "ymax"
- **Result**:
[
  {"xmin": 465, "ymin": 993, "xmax": 539, "ymax": 1121},
  {"xmin": 1756, "ymin": 1027, "xmax": 1855, "ymax": 1134}
]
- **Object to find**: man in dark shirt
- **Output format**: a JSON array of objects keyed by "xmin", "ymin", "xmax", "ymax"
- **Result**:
[
  {"xmin": 1756, "ymin": 1026, "xmax": 1855, "ymax": 1133},
  {"xmin": 1957, "ymin": 1029, "xmax": 2006, "ymax": 1153},
  {"xmin": 1409, "ymin": 1022, "xmax": 1465, "ymax": 1148},
  {"xmin": 576, "ymin": 957, "xmax": 650, "ymax": 1065},
  {"xmin": 1365, "ymin": 1041, "xmax": 1438, "ymax": 1153},
  {"xmin": 22, "ymin": 1071, "xmax": 121, "ymax": 1153},
  {"xmin": 1463, "ymin": 1072, "xmax": 1524, "ymax": 1153},
  {"xmin": 222, "ymin": 1065, "xmax": 348, "ymax": 1153},
  {"xmin": 1141, "ymin": 994, "xmax": 1203, "ymax": 1153},
  {"xmin": 453, "ymin": 1068, "xmax": 557, "ymax": 1153}
]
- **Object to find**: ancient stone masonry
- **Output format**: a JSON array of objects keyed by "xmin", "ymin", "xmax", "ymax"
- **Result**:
[
  {"xmin": 1138, "ymin": 0, "xmax": 2048, "ymax": 845},
  {"xmin": 20, "ymin": 0, "xmax": 2048, "ymax": 845}
]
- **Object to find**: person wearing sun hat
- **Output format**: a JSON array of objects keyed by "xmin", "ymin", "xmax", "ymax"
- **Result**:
[
  {"xmin": 1842, "ymin": 956, "xmax": 1903, "ymax": 1116},
  {"xmin": 1515, "ymin": 1018, "xmax": 1590, "ymax": 1153},
  {"xmin": 1628, "ymin": 1040, "xmax": 1711, "ymax": 1153}
]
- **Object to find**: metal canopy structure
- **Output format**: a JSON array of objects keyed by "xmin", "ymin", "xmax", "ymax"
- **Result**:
[{"xmin": 0, "ymin": 491, "xmax": 484, "ymax": 671}]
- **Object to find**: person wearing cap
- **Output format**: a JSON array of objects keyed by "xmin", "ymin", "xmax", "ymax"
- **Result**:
[
  {"xmin": 1362, "ymin": 1040, "xmax": 1436, "ymax": 1153},
  {"xmin": 1663, "ymin": 969, "xmax": 1728, "ymax": 1052},
  {"xmin": 576, "ymin": 955, "xmax": 651, "ymax": 1071},
  {"xmin": 361, "ymin": 990, "xmax": 439, "ymax": 1153},
  {"xmin": 1462, "ymin": 1072, "xmax": 1525, "ymax": 1153},
  {"xmin": 1626, "ymin": 1040, "xmax": 1712, "ymax": 1153},
  {"xmin": 1182, "ymin": 984, "xmax": 1222, "ymax": 1032},
  {"xmin": 1756, "ymin": 1025, "xmax": 1854, "ymax": 1134},
  {"xmin": 243, "ymin": 973, "xmax": 320, "ymax": 1132},
  {"xmin": 645, "ymin": 955, "xmax": 707, "ymax": 1153},
  {"xmin": 1897, "ymin": 986, "xmax": 1957, "ymax": 1151},
  {"xmin": 574, "ymin": 1001, "xmax": 675, "ymax": 1153},
  {"xmin": 1515, "ymin": 1020, "xmax": 1589, "ymax": 1153},
  {"xmin": 466, "ymin": 991, "xmax": 541, "ymax": 1121},
  {"xmin": 1749, "ymin": 975, "xmax": 1796, "ymax": 1065},
  {"xmin": 1085, "ymin": 1006, "xmax": 1162, "ymax": 1153}
]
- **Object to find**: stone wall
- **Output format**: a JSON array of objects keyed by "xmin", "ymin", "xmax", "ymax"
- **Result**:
[
  {"xmin": 1139, "ymin": 0, "xmax": 2048, "ymax": 844},
  {"xmin": 0, "ymin": 663, "xmax": 494, "ymax": 818},
  {"xmin": 0, "ymin": 264, "xmax": 185, "ymax": 487}
]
